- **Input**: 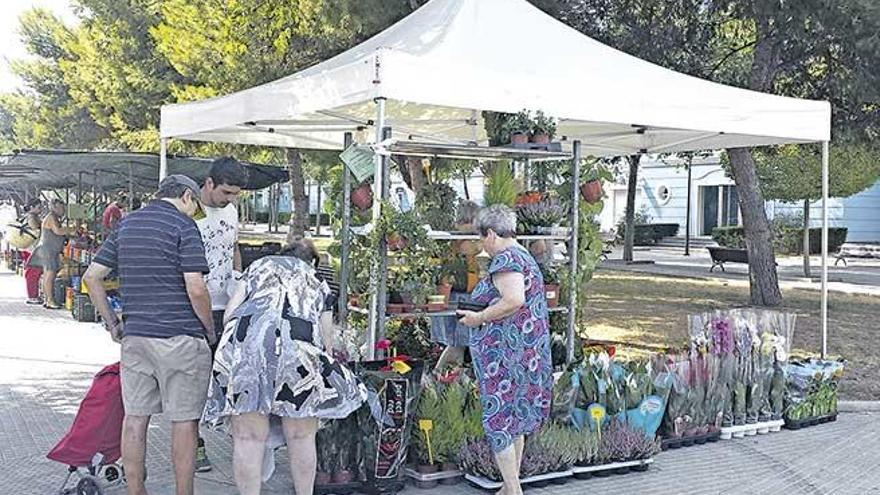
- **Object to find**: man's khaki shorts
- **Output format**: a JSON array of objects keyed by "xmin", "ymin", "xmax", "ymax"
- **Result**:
[{"xmin": 121, "ymin": 335, "xmax": 212, "ymax": 422}]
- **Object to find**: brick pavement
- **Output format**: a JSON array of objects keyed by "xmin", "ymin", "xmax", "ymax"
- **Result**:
[{"xmin": 1, "ymin": 269, "xmax": 878, "ymax": 495}]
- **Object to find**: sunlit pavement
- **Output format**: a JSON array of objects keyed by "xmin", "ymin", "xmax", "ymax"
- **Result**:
[{"xmin": 1, "ymin": 269, "xmax": 878, "ymax": 494}]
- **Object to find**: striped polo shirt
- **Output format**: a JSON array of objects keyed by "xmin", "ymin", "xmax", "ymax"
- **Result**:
[{"xmin": 94, "ymin": 200, "xmax": 209, "ymax": 339}]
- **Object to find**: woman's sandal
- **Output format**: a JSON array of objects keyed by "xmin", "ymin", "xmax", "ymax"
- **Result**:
[{"xmin": 44, "ymin": 303, "xmax": 62, "ymax": 310}]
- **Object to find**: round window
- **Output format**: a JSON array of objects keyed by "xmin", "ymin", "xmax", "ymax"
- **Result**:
[{"xmin": 658, "ymin": 185, "xmax": 671, "ymax": 204}]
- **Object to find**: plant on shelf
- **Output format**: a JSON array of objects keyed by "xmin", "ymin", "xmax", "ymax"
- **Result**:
[
  {"xmin": 483, "ymin": 161, "xmax": 517, "ymax": 207},
  {"xmin": 416, "ymin": 182, "xmax": 459, "ymax": 231},
  {"xmin": 516, "ymin": 197, "xmax": 566, "ymax": 234},
  {"xmin": 530, "ymin": 110, "xmax": 557, "ymax": 144},
  {"xmin": 539, "ymin": 263, "xmax": 561, "ymax": 308},
  {"xmin": 502, "ymin": 110, "xmax": 533, "ymax": 145}
]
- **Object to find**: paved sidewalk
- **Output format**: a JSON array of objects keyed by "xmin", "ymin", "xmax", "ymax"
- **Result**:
[
  {"xmin": 1, "ymin": 269, "xmax": 878, "ymax": 494},
  {"xmin": 601, "ymin": 246, "xmax": 880, "ymax": 296}
]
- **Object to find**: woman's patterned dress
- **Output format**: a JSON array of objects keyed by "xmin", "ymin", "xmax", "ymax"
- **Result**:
[
  {"xmin": 469, "ymin": 245, "xmax": 552, "ymax": 453},
  {"xmin": 203, "ymin": 256, "xmax": 365, "ymax": 430}
]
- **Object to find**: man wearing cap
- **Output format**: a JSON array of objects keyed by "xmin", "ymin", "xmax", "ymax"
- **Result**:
[{"xmin": 83, "ymin": 175, "xmax": 215, "ymax": 495}]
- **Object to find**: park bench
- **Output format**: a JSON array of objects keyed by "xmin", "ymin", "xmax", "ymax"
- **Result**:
[{"xmin": 707, "ymin": 246, "xmax": 748, "ymax": 272}]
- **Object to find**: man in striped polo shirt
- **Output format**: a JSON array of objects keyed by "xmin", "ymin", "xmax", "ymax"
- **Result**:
[{"xmin": 84, "ymin": 175, "xmax": 215, "ymax": 495}]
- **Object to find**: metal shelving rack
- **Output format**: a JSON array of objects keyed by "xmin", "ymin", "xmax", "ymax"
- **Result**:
[{"xmin": 338, "ymin": 131, "xmax": 584, "ymax": 362}]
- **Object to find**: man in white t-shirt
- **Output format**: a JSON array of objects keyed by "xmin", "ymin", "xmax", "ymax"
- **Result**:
[{"xmin": 194, "ymin": 156, "xmax": 247, "ymax": 472}]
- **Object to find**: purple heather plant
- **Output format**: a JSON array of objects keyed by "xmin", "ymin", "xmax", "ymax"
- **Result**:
[
  {"xmin": 597, "ymin": 419, "xmax": 660, "ymax": 464},
  {"xmin": 711, "ymin": 318, "xmax": 734, "ymax": 355}
]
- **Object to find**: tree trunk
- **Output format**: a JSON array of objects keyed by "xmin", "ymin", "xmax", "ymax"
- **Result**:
[
  {"xmin": 622, "ymin": 154, "xmax": 641, "ymax": 262},
  {"xmin": 287, "ymin": 148, "xmax": 309, "ymax": 240},
  {"xmin": 727, "ymin": 148, "xmax": 783, "ymax": 306},
  {"xmin": 407, "ymin": 157, "xmax": 427, "ymax": 194},
  {"xmin": 803, "ymin": 199, "xmax": 811, "ymax": 278},
  {"xmin": 461, "ymin": 170, "xmax": 470, "ymax": 200}
]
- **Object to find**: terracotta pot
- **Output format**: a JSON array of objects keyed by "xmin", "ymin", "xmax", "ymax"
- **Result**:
[
  {"xmin": 428, "ymin": 302, "xmax": 447, "ymax": 312},
  {"xmin": 351, "ymin": 183, "xmax": 374, "ymax": 210},
  {"xmin": 510, "ymin": 132, "xmax": 529, "ymax": 145},
  {"xmin": 332, "ymin": 470, "xmax": 354, "ymax": 484},
  {"xmin": 348, "ymin": 295, "xmax": 360, "ymax": 307},
  {"xmin": 544, "ymin": 283, "xmax": 559, "ymax": 308},
  {"xmin": 386, "ymin": 303, "xmax": 406, "ymax": 314},
  {"xmin": 530, "ymin": 133, "xmax": 551, "ymax": 145},
  {"xmin": 315, "ymin": 472, "xmax": 332, "ymax": 485},
  {"xmin": 580, "ymin": 180, "xmax": 603, "ymax": 203},
  {"xmin": 436, "ymin": 283, "xmax": 452, "ymax": 303},
  {"xmin": 387, "ymin": 233, "xmax": 407, "ymax": 251}
]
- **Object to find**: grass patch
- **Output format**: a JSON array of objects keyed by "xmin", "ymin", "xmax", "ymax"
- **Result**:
[{"xmin": 582, "ymin": 270, "xmax": 880, "ymax": 400}]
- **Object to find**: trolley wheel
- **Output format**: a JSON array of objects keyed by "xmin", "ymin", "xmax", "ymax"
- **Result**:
[
  {"xmin": 101, "ymin": 464, "xmax": 122, "ymax": 483},
  {"xmin": 75, "ymin": 476, "xmax": 104, "ymax": 495}
]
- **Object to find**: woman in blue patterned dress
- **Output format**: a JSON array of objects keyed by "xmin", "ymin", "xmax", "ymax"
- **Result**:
[{"xmin": 457, "ymin": 205, "xmax": 552, "ymax": 495}]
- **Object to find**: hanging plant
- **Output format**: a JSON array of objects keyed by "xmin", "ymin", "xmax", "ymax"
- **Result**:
[{"xmin": 352, "ymin": 182, "xmax": 374, "ymax": 210}]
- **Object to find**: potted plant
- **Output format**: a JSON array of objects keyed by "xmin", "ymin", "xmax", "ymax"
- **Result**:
[
  {"xmin": 530, "ymin": 110, "xmax": 556, "ymax": 144},
  {"xmin": 540, "ymin": 263, "xmax": 560, "ymax": 308},
  {"xmin": 415, "ymin": 182, "xmax": 459, "ymax": 231},
  {"xmin": 504, "ymin": 110, "xmax": 532, "ymax": 145},
  {"xmin": 315, "ymin": 423, "xmax": 338, "ymax": 485},
  {"xmin": 580, "ymin": 168, "xmax": 603, "ymax": 204},
  {"xmin": 516, "ymin": 199, "xmax": 566, "ymax": 234},
  {"xmin": 352, "ymin": 182, "xmax": 374, "ymax": 210}
]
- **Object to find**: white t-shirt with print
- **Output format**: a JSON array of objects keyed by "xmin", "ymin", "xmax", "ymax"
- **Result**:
[{"xmin": 197, "ymin": 203, "xmax": 239, "ymax": 310}]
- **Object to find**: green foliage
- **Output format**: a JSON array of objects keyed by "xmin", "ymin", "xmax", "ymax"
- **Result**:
[
  {"xmin": 516, "ymin": 199, "xmax": 567, "ymax": 232},
  {"xmin": 483, "ymin": 162, "xmax": 517, "ymax": 207},
  {"xmin": 753, "ymin": 143, "xmax": 880, "ymax": 203},
  {"xmin": 531, "ymin": 110, "xmax": 557, "ymax": 137},
  {"xmin": 712, "ymin": 225, "xmax": 849, "ymax": 255},
  {"xmin": 415, "ymin": 182, "xmax": 459, "ymax": 231}
]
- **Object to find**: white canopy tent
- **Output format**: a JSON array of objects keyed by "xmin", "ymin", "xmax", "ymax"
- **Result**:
[{"xmin": 160, "ymin": 0, "xmax": 833, "ymax": 356}]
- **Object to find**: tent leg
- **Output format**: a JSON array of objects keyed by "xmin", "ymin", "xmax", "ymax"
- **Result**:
[
  {"xmin": 159, "ymin": 138, "xmax": 169, "ymax": 183},
  {"xmin": 821, "ymin": 141, "xmax": 829, "ymax": 359},
  {"xmin": 366, "ymin": 97, "xmax": 387, "ymax": 360},
  {"xmin": 338, "ymin": 132, "xmax": 354, "ymax": 331},
  {"xmin": 566, "ymin": 141, "xmax": 582, "ymax": 365}
]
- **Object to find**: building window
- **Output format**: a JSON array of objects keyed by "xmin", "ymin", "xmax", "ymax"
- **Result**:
[{"xmin": 658, "ymin": 185, "xmax": 671, "ymax": 205}]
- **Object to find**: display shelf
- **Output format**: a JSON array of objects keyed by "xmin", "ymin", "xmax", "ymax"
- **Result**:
[
  {"xmin": 348, "ymin": 305, "xmax": 568, "ymax": 319},
  {"xmin": 349, "ymin": 226, "xmax": 571, "ymax": 242},
  {"xmin": 384, "ymin": 140, "xmax": 572, "ymax": 162}
]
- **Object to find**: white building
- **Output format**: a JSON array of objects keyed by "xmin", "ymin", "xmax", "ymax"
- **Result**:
[{"xmin": 598, "ymin": 154, "xmax": 880, "ymax": 242}]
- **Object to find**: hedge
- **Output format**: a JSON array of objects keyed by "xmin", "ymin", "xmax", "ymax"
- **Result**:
[
  {"xmin": 711, "ymin": 226, "xmax": 848, "ymax": 254},
  {"xmin": 617, "ymin": 223, "xmax": 681, "ymax": 246}
]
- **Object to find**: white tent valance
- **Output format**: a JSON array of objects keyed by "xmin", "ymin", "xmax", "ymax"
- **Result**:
[{"xmin": 160, "ymin": 0, "xmax": 830, "ymax": 156}]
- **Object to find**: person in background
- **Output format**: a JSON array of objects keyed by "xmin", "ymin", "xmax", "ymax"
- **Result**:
[
  {"xmin": 21, "ymin": 199, "xmax": 44, "ymax": 304},
  {"xmin": 203, "ymin": 238, "xmax": 364, "ymax": 495},
  {"xmin": 83, "ymin": 175, "xmax": 215, "ymax": 495},
  {"xmin": 457, "ymin": 205, "xmax": 552, "ymax": 495},
  {"xmin": 193, "ymin": 156, "xmax": 247, "ymax": 472},
  {"xmin": 102, "ymin": 193, "xmax": 126, "ymax": 236},
  {"xmin": 26, "ymin": 199, "xmax": 67, "ymax": 309}
]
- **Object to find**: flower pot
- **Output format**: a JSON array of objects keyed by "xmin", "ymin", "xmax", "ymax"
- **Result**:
[
  {"xmin": 510, "ymin": 132, "xmax": 529, "ymax": 145},
  {"xmin": 387, "ymin": 233, "xmax": 407, "ymax": 251},
  {"xmin": 386, "ymin": 303, "xmax": 406, "ymax": 314},
  {"xmin": 352, "ymin": 183, "xmax": 374, "ymax": 210},
  {"xmin": 544, "ymin": 284, "xmax": 559, "ymax": 308},
  {"xmin": 332, "ymin": 470, "xmax": 354, "ymax": 484},
  {"xmin": 436, "ymin": 282, "xmax": 452, "ymax": 303},
  {"xmin": 530, "ymin": 133, "xmax": 551, "ymax": 145},
  {"xmin": 580, "ymin": 180, "xmax": 603, "ymax": 203},
  {"xmin": 315, "ymin": 472, "xmax": 332, "ymax": 485},
  {"xmin": 348, "ymin": 295, "xmax": 360, "ymax": 307},
  {"xmin": 417, "ymin": 464, "xmax": 438, "ymax": 474}
]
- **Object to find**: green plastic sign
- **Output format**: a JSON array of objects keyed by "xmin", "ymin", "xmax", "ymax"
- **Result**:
[{"xmin": 340, "ymin": 144, "xmax": 377, "ymax": 183}]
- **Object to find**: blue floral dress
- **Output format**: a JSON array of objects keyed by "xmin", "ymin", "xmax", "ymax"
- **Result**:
[{"xmin": 469, "ymin": 245, "xmax": 552, "ymax": 453}]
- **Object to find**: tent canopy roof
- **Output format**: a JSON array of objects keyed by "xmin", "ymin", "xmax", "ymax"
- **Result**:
[
  {"xmin": 0, "ymin": 150, "xmax": 289, "ymax": 193},
  {"xmin": 160, "ymin": 0, "xmax": 830, "ymax": 156}
]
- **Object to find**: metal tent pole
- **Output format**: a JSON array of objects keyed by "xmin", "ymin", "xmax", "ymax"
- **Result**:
[
  {"xmin": 338, "ymin": 132, "xmax": 354, "ymax": 329},
  {"xmin": 566, "ymin": 141, "xmax": 582, "ymax": 364},
  {"xmin": 128, "ymin": 164, "xmax": 134, "ymax": 210},
  {"xmin": 159, "ymin": 138, "xmax": 168, "ymax": 183},
  {"xmin": 685, "ymin": 163, "xmax": 692, "ymax": 256},
  {"xmin": 821, "ymin": 141, "xmax": 829, "ymax": 358},
  {"xmin": 366, "ymin": 97, "xmax": 387, "ymax": 360}
]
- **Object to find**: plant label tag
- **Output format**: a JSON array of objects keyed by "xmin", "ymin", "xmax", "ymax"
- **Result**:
[{"xmin": 419, "ymin": 419, "xmax": 433, "ymax": 432}]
